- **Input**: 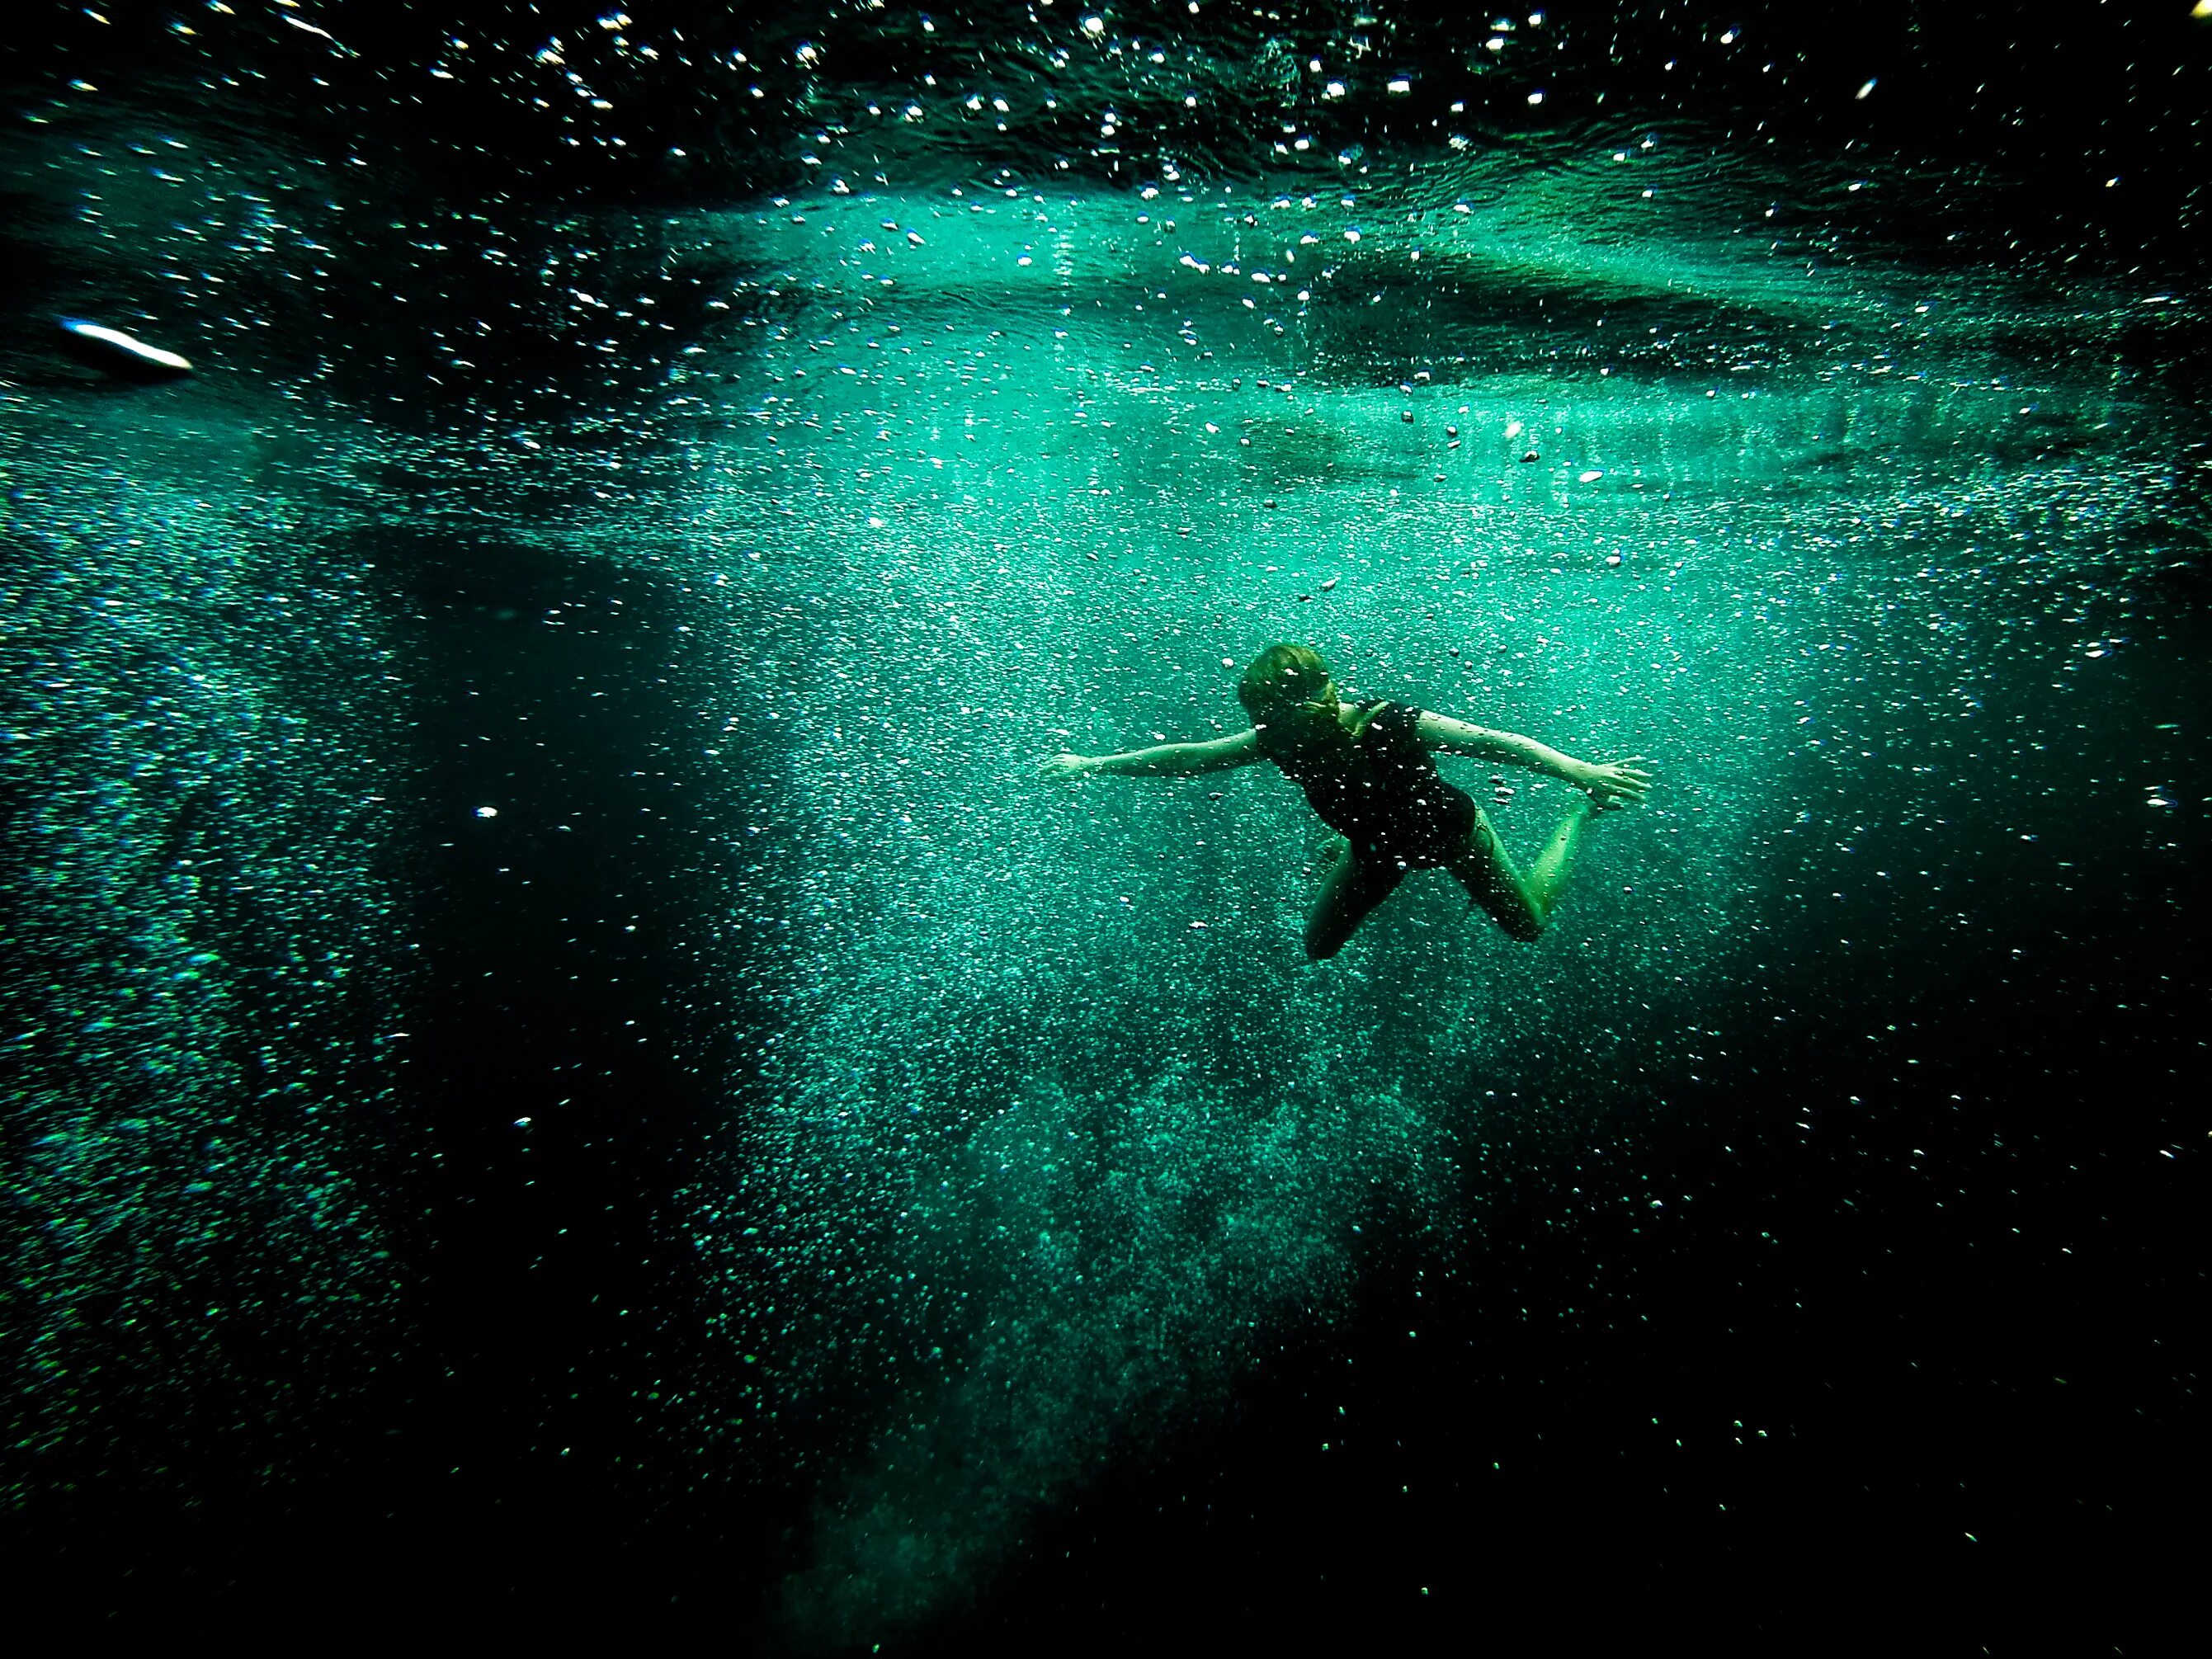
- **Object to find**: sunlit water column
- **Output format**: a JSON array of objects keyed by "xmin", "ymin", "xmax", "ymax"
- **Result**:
[
  {"xmin": 520, "ymin": 139, "xmax": 2200, "ymax": 1638},
  {"xmin": 665, "ymin": 176, "xmax": 1837, "ymax": 1634}
]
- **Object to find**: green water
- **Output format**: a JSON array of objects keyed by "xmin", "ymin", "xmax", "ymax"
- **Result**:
[
  {"xmin": 657, "ymin": 167, "xmax": 2194, "ymax": 1629},
  {"xmin": 1, "ymin": 123, "xmax": 2200, "ymax": 1636}
]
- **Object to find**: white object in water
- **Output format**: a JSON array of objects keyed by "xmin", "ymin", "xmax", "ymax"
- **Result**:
[{"xmin": 58, "ymin": 317, "xmax": 194, "ymax": 378}]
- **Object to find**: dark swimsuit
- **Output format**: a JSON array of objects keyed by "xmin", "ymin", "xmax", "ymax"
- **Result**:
[{"xmin": 1266, "ymin": 700, "xmax": 1479, "ymax": 870}]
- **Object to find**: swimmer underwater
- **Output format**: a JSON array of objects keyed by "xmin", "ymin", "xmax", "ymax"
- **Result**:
[{"xmin": 1045, "ymin": 643, "xmax": 1653, "ymax": 960}]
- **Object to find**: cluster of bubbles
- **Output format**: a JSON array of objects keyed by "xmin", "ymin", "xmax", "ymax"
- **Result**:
[{"xmin": 0, "ymin": 398, "xmax": 408, "ymax": 1502}]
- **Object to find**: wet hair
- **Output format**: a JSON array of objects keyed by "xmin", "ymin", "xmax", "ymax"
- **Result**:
[
  {"xmin": 1238, "ymin": 643, "xmax": 1347, "ymax": 754},
  {"xmin": 1237, "ymin": 643, "xmax": 1328, "ymax": 718}
]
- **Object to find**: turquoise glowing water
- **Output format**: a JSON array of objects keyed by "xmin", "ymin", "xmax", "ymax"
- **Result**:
[{"xmin": 1, "ymin": 86, "xmax": 2201, "ymax": 1642}]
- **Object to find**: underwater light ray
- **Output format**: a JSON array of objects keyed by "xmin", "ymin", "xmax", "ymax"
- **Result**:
[{"xmin": 601, "ymin": 149, "xmax": 2212, "ymax": 1637}]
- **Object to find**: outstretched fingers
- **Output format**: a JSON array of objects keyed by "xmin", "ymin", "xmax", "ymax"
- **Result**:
[{"xmin": 1587, "ymin": 756, "xmax": 1654, "ymax": 809}]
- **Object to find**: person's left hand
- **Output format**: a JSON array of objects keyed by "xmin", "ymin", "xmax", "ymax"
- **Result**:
[
  {"xmin": 1578, "ymin": 756, "xmax": 1653, "ymax": 809},
  {"xmin": 1041, "ymin": 752, "xmax": 1097, "ymax": 780}
]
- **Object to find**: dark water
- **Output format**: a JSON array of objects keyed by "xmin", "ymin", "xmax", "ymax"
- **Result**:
[{"xmin": 1, "ymin": 4, "xmax": 2205, "ymax": 1648}]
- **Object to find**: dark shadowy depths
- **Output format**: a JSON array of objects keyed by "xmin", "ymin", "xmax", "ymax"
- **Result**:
[
  {"xmin": 893, "ymin": 915, "xmax": 2200, "ymax": 1656},
  {"xmin": 0, "ymin": 532, "xmax": 803, "ymax": 1633},
  {"xmin": 9, "ymin": 879, "xmax": 2194, "ymax": 1650}
]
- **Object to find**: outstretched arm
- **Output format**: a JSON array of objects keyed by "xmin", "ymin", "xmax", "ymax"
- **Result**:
[
  {"xmin": 1417, "ymin": 712, "xmax": 1652, "ymax": 808},
  {"xmin": 1045, "ymin": 728, "xmax": 1264, "ymax": 779}
]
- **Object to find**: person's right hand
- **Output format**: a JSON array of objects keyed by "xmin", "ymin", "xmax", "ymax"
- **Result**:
[{"xmin": 1041, "ymin": 752, "xmax": 1097, "ymax": 780}]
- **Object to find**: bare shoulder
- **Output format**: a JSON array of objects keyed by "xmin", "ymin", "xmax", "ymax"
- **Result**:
[{"xmin": 1342, "ymin": 698, "xmax": 1384, "ymax": 740}]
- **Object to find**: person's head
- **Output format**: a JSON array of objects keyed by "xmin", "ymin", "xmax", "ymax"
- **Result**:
[{"xmin": 1238, "ymin": 643, "xmax": 1344, "ymax": 752}]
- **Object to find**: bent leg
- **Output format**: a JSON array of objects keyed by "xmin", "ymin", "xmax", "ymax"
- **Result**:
[
  {"xmin": 1304, "ymin": 847, "xmax": 1405, "ymax": 960},
  {"xmin": 1446, "ymin": 801, "xmax": 1592, "ymax": 943}
]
